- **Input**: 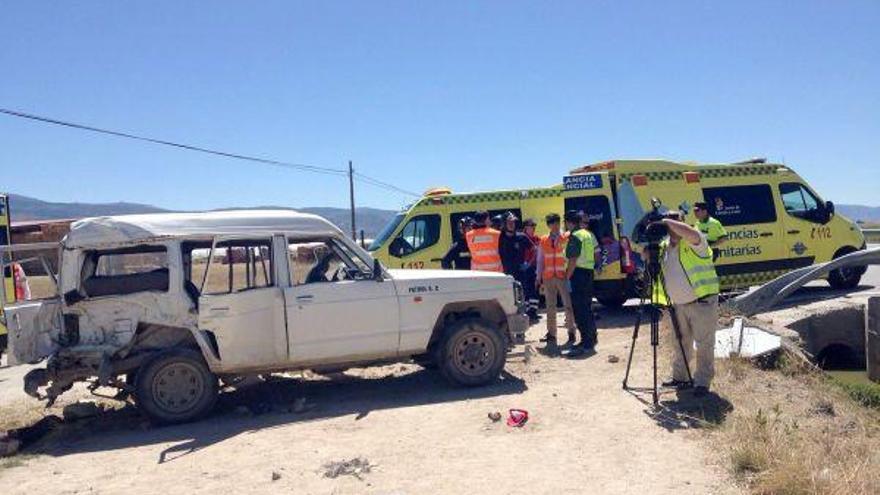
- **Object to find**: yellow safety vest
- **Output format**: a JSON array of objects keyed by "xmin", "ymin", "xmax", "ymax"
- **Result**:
[
  {"xmin": 570, "ymin": 229, "xmax": 596, "ymax": 270},
  {"xmin": 652, "ymin": 239, "xmax": 719, "ymax": 306}
]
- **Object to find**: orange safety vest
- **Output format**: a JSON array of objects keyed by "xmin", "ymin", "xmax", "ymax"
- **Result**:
[
  {"xmin": 465, "ymin": 227, "xmax": 503, "ymax": 272},
  {"xmin": 540, "ymin": 232, "xmax": 569, "ymax": 280}
]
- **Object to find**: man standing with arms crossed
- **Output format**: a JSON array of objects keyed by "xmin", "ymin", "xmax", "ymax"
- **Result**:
[
  {"xmin": 654, "ymin": 212, "xmax": 720, "ymax": 398},
  {"xmin": 563, "ymin": 210, "xmax": 599, "ymax": 357},
  {"xmin": 536, "ymin": 213, "xmax": 576, "ymax": 353}
]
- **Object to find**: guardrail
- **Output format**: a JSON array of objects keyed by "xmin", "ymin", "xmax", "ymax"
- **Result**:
[{"xmin": 863, "ymin": 228, "xmax": 880, "ymax": 244}]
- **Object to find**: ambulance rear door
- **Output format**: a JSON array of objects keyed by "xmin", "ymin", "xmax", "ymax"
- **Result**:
[{"xmin": 561, "ymin": 172, "xmax": 621, "ymax": 278}]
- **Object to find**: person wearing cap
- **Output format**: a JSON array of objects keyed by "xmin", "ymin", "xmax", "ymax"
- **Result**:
[
  {"xmin": 465, "ymin": 211, "xmax": 503, "ymax": 272},
  {"xmin": 652, "ymin": 211, "xmax": 720, "ymax": 398},
  {"xmin": 693, "ymin": 201, "xmax": 727, "ymax": 262},
  {"xmin": 441, "ymin": 217, "xmax": 474, "ymax": 270},
  {"xmin": 536, "ymin": 213, "xmax": 576, "ymax": 351},
  {"xmin": 563, "ymin": 210, "xmax": 599, "ymax": 357},
  {"xmin": 521, "ymin": 218, "xmax": 541, "ymax": 323}
]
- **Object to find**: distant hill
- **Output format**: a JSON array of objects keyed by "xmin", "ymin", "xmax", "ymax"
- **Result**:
[
  {"xmin": 6, "ymin": 194, "xmax": 398, "ymax": 238},
  {"xmin": 837, "ymin": 204, "xmax": 880, "ymax": 223}
]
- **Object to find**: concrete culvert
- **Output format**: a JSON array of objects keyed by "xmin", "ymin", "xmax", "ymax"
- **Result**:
[{"xmin": 815, "ymin": 344, "xmax": 863, "ymax": 370}]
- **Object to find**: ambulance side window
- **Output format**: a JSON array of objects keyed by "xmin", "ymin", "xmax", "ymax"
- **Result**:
[
  {"xmin": 390, "ymin": 214, "xmax": 441, "ymax": 257},
  {"xmin": 779, "ymin": 183, "xmax": 822, "ymax": 222},
  {"xmin": 450, "ymin": 208, "xmax": 523, "ymax": 241},
  {"xmin": 701, "ymin": 185, "xmax": 777, "ymax": 226}
]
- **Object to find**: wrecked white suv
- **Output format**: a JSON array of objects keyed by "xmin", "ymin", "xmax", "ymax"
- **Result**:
[{"xmin": 2, "ymin": 210, "xmax": 527, "ymax": 423}]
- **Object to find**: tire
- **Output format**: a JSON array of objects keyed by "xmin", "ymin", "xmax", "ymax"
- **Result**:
[
  {"xmin": 596, "ymin": 293, "xmax": 627, "ymax": 309},
  {"xmin": 828, "ymin": 247, "xmax": 865, "ymax": 290},
  {"xmin": 438, "ymin": 318, "xmax": 507, "ymax": 387},
  {"xmin": 134, "ymin": 348, "xmax": 218, "ymax": 425}
]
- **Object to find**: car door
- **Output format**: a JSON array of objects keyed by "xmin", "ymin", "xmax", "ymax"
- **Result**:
[
  {"xmin": 778, "ymin": 181, "xmax": 826, "ymax": 265},
  {"xmin": 197, "ymin": 236, "xmax": 288, "ymax": 371},
  {"xmin": 285, "ymin": 236, "xmax": 400, "ymax": 365}
]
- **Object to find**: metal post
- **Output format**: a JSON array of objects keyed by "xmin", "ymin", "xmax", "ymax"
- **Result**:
[
  {"xmin": 867, "ymin": 297, "xmax": 880, "ymax": 383},
  {"xmin": 348, "ymin": 160, "xmax": 356, "ymax": 241}
]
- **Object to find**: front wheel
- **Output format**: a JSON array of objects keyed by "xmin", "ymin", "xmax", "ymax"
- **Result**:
[
  {"xmin": 438, "ymin": 318, "xmax": 507, "ymax": 387},
  {"xmin": 135, "ymin": 348, "xmax": 218, "ymax": 425},
  {"xmin": 828, "ymin": 248, "xmax": 865, "ymax": 290}
]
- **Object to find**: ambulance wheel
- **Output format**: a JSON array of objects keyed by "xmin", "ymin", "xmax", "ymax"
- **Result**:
[
  {"xmin": 828, "ymin": 247, "xmax": 864, "ymax": 290},
  {"xmin": 596, "ymin": 293, "xmax": 627, "ymax": 309},
  {"xmin": 438, "ymin": 318, "xmax": 506, "ymax": 387},
  {"xmin": 135, "ymin": 348, "xmax": 218, "ymax": 425}
]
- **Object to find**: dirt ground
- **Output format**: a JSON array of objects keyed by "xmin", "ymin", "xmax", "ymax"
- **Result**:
[{"xmin": 0, "ymin": 308, "xmax": 741, "ymax": 495}]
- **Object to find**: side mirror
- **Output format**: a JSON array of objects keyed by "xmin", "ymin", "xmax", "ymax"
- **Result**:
[
  {"xmin": 372, "ymin": 258, "xmax": 384, "ymax": 281},
  {"xmin": 825, "ymin": 201, "xmax": 835, "ymax": 217}
]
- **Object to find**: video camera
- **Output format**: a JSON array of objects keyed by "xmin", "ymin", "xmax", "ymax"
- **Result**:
[{"xmin": 631, "ymin": 197, "xmax": 673, "ymax": 246}]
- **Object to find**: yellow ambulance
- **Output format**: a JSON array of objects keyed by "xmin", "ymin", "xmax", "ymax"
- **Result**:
[
  {"xmin": 1, "ymin": 193, "xmax": 12, "ymax": 351},
  {"xmin": 368, "ymin": 159, "xmax": 867, "ymax": 307}
]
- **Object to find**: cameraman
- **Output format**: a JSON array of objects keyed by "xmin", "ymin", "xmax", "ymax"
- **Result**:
[{"xmin": 652, "ymin": 212, "xmax": 720, "ymax": 398}]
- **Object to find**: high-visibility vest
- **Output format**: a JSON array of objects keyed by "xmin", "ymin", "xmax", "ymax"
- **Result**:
[
  {"xmin": 540, "ymin": 232, "xmax": 569, "ymax": 280},
  {"xmin": 694, "ymin": 217, "xmax": 727, "ymax": 243},
  {"xmin": 652, "ymin": 239, "xmax": 720, "ymax": 306},
  {"xmin": 570, "ymin": 229, "xmax": 596, "ymax": 270},
  {"xmin": 465, "ymin": 228, "xmax": 503, "ymax": 272}
]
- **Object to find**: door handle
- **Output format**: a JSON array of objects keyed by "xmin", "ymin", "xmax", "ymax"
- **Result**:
[
  {"xmin": 209, "ymin": 306, "xmax": 229, "ymax": 311},
  {"xmin": 759, "ymin": 232, "xmax": 774, "ymax": 237},
  {"xmin": 430, "ymin": 258, "xmax": 442, "ymax": 262},
  {"xmin": 295, "ymin": 295, "xmax": 314, "ymax": 301},
  {"xmin": 787, "ymin": 230, "xmax": 800, "ymax": 234}
]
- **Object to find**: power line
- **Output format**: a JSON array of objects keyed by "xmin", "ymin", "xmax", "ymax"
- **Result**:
[{"xmin": 0, "ymin": 107, "xmax": 421, "ymax": 197}]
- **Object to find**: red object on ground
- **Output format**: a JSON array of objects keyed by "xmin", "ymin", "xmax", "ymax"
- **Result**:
[{"xmin": 506, "ymin": 409, "xmax": 529, "ymax": 427}]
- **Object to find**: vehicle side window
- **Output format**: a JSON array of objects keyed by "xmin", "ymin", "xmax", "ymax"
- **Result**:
[
  {"xmin": 203, "ymin": 240, "xmax": 273, "ymax": 295},
  {"xmin": 779, "ymin": 182, "xmax": 821, "ymax": 221},
  {"xmin": 390, "ymin": 214, "xmax": 441, "ymax": 256},
  {"xmin": 81, "ymin": 245, "xmax": 169, "ymax": 298},
  {"xmin": 702, "ymin": 185, "xmax": 777, "ymax": 226},
  {"xmin": 289, "ymin": 238, "xmax": 368, "ymax": 284},
  {"xmin": 450, "ymin": 208, "xmax": 522, "ymax": 241}
]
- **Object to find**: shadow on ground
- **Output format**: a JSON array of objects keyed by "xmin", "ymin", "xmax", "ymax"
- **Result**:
[
  {"xmin": 20, "ymin": 367, "xmax": 526, "ymax": 464},
  {"xmin": 642, "ymin": 389, "xmax": 734, "ymax": 432}
]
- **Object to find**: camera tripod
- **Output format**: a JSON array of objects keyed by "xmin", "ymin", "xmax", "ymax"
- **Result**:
[{"xmin": 621, "ymin": 249, "xmax": 694, "ymax": 406}]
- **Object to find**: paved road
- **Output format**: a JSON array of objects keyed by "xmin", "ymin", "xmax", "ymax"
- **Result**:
[{"xmin": 862, "ymin": 244, "xmax": 880, "ymax": 289}]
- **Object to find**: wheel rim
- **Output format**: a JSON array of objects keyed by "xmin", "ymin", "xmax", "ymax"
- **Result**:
[
  {"xmin": 452, "ymin": 328, "xmax": 496, "ymax": 377},
  {"xmin": 837, "ymin": 266, "xmax": 857, "ymax": 282},
  {"xmin": 151, "ymin": 361, "xmax": 206, "ymax": 415}
]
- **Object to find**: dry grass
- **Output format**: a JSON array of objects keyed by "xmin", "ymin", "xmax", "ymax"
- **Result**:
[{"xmin": 708, "ymin": 353, "xmax": 880, "ymax": 495}]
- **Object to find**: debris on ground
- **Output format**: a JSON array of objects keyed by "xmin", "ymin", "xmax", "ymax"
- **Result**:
[
  {"xmin": 323, "ymin": 457, "xmax": 374, "ymax": 480},
  {"xmin": 488, "ymin": 411, "xmax": 502, "ymax": 422},
  {"xmin": 62, "ymin": 401, "xmax": 103, "ymax": 422},
  {"xmin": 271, "ymin": 471, "xmax": 281, "ymax": 481},
  {"xmin": 607, "ymin": 354, "xmax": 620, "ymax": 363},
  {"xmin": 810, "ymin": 399, "xmax": 836, "ymax": 417}
]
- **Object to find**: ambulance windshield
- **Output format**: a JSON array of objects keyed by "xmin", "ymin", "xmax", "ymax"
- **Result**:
[{"xmin": 368, "ymin": 213, "xmax": 406, "ymax": 251}]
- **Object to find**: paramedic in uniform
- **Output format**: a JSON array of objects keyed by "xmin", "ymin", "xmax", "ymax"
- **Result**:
[
  {"xmin": 693, "ymin": 201, "xmax": 728, "ymax": 262},
  {"xmin": 563, "ymin": 210, "xmax": 599, "ymax": 357},
  {"xmin": 536, "ymin": 213, "xmax": 576, "ymax": 350},
  {"xmin": 465, "ymin": 210, "xmax": 503, "ymax": 272},
  {"xmin": 653, "ymin": 211, "xmax": 721, "ymax": 398}
]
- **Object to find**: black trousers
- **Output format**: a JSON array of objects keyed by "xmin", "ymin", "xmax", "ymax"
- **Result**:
[{"xmin": 570, "ymin": 267, "xmax": 597, "ymax": 347}]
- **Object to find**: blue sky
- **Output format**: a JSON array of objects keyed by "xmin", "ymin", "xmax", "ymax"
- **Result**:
[{"xmin": 2, "ymin": 1, "xmax": 878, "ymax": 211}]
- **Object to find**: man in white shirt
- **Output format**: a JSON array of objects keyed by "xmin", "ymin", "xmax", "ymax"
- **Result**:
[{"xmin": 654, "ymin": 212, "xmax": 720, "ymax": 398}]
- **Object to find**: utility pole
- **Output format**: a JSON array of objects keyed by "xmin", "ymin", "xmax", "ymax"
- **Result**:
[{"xmin": 348, "ymin": 160, "xmax": 356, "ymax": 240}]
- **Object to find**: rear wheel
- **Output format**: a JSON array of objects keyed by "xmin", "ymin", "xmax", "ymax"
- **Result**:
[
  {"xmin": 135, "ymin": 348, "xmax": 218, "ymax": 424},
  {"xmin": 828, "ymin": 247, "xmax": 865, "ymax": 290},
  {"xmin": 438, "ymin": 318, "xmax": 506, "ymax": 386}
]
